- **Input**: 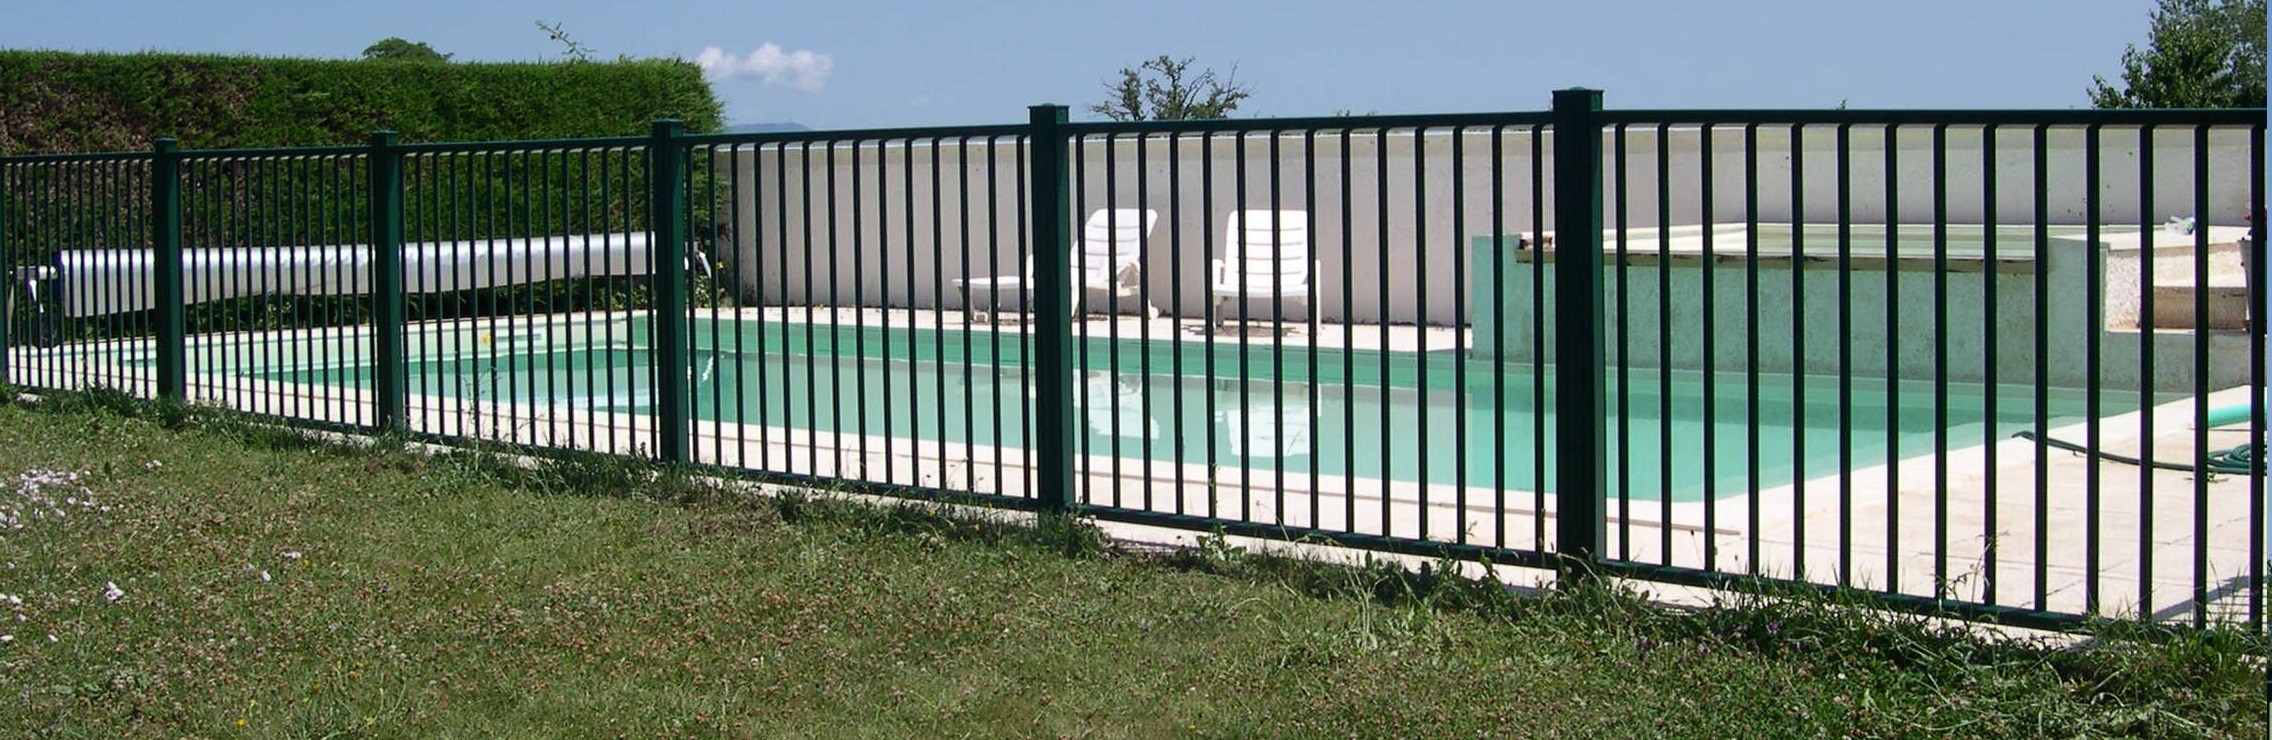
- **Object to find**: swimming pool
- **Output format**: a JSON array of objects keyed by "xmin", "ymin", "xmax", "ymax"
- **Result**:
[{"xmin": 253, "ymin": 317, "xmax": 2116, "ymax": 503}]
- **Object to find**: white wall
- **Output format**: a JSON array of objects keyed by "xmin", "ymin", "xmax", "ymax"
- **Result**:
[{"xmin": 714, "ymin": 124, "xmax": 2257, "ymax": 327}]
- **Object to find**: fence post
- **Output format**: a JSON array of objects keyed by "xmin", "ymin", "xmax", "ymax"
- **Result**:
[
  {"xmin": 1027, "ymin": 104, "xmax": 1076, "ymax": 513},
  {"xmin": 649, "ymin": 119, "xmax": 691, "ymax": 465},
  {"xmin": 368, "ymin": 131, "xmax": 406, "ymax": 432},
  {"xmin": 1552, "ymin": 88, "xmax": 1607, "ymax": 576},
  {"xmin": 152, "ymin": 139, "xmax": 186, "ymax": 401}
]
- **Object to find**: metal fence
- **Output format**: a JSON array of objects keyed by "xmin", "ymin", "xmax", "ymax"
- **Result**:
[{"xmin": 2, "ymin": 91, "xmax": 2263, "ymax": 631}]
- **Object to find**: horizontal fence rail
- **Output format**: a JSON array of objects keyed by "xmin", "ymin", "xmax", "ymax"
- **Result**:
[{"xmin": 1, "ymin": 94, "xmax": 2263, "ymax": 631}]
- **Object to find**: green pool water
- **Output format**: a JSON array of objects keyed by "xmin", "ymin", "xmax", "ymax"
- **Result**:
[{"xmin": 262, "ymin": 320, "xmax": 2117, "ymax": 503}]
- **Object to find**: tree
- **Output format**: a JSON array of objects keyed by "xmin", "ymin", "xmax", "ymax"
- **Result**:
[
  {"xmin": 1090, "ymin": 55, "xmax": 1253, "ymax": 121},
  {"xmin": 2091, "ymin": 0, "xmax": 2265, "ymax": 108},
  {"xmin": 361, "ymin": 37, "xmax": 452, "ymax": 63},
  {"xmin": 535, "ymin": 20, "xmax": 597, "ymax": 63}
]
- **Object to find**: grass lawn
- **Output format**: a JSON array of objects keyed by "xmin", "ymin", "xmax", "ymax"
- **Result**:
[{"xmin": 0, "ymin": 390, "xmax": 2262, "ymax": 738}]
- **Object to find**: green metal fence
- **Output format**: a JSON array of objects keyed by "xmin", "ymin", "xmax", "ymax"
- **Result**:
[{"xmin": 2, "ymin": 91, "xmax": 2263, "ymax": 631}]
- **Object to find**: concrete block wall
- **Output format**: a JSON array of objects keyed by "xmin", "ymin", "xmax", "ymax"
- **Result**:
[{"xmin": 1471, "ymin": 226, "xmax": 2257, "ymax": 394}]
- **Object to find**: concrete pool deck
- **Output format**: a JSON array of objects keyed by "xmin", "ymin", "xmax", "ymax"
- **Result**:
[{"xmin": 4, "ymin": 306, "xmax": 2260, "ymax": 625}]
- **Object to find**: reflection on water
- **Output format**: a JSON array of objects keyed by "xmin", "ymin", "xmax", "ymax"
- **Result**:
[{"xmin": 297, "ymin": 344, "xmax": 2101, "ymax": 504}]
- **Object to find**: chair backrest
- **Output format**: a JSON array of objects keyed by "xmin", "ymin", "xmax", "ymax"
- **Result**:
[
  {"xmin": 1077, "ymin": 208, "xmax": 1157, "ymax": 284},
  {"xmin": 1221, "ymin": 210, "xmax": 1311, "ymax": 290}
]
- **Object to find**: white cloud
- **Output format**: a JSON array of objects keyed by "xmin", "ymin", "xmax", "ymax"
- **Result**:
[{"xmin": 695, "ymin": 44, "xmax": 834, "ymax": 92}]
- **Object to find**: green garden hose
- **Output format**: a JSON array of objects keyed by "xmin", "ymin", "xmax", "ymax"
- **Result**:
[
  {"xmin": 2015, "ymin": 430, "xmax": 2262, "ymax": 475},
  {"xmin": 2196, "ymin": 405, "xmax": 2266, "ymax": 473},
  {"xmin": 2017, "ymin": 426, "xmax": 2208, "ymax": 474},
  {"xmin": 2203, "ymin": 443, "xmax": 2260, "ymax": 475},
  {"xmin": 2017, "ymin": 431, "xmax": 2262, "ymax": 476}
]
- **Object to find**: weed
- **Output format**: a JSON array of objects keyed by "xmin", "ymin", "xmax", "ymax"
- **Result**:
[
  {"xmin": 1030, "ymin": 512, "xmax": 1107, "ymax": 558},
  {"xmin": 1193, "ymin": 527, "xmax": 1247, "ymax": 566}
]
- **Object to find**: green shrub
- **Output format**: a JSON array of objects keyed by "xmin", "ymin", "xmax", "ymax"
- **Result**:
[
  {"xmin": 0, "ymin": 52, "xmax": 729, "ymax": 340},
  {"xmin": 0, "ymin": 50, "xmax": 722, "ymax": 154}
]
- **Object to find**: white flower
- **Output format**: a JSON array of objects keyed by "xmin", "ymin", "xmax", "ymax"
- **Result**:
[
  {"xmin": 1, "ymin": 634, "xmax": 12, "ymax": 643},
  {"xmin": 259, "ymin": 571, "xmax": 271, "ymax": 583},
  {"xmin": 281, "ymin": 551, "xmax": 302, "ymax": 561},
  {"xmin": 46, "ymin": 634, "xmax": 56, "ymax": 643},
  {"xmin": 143, "ymin": 460, "xmax": 163, "ymax": 470},
  {"xmin": 102, "ymin": 582, "xmax": 123, "ymax": 602}
]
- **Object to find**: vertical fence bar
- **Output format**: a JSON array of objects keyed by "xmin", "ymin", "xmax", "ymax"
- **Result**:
[
  {"xmin": 2084, "ymin": 124, "xmax": 2104, "ymax": 616},
  {"xmin": 1836, "ymin": 122, "xmax": 1854, "ymax": 588},
  {"xmin": 2251, "ymin": 121, "xmax": 2266, "ymax": 629},
  {"xmin": 2031, "ymin": 124, "xmax": 2052, "ymax": 613},
  {"xmin": 1531, "ymin": 124, "xmax": 1549, "ymax": 546},
  {"xmin": 650, "ymin": 120, "xmax": 691, "ymax": 464},
  {"xmin": 1980, "ymin": 125, "xmax": 2000, "ymax": 608},
  {"xmin": 1700, "ymin": 125, "xmax": 1719, "ymax": 567},
  {"xmin": 1074, "ymin": 136, "xmax": 1094, "ymax": 502},
  {"xmin": 0, "ymin": 156, "xmax": 9, "ymax": 386},
  {"xmin": 1552, "ymin": 88, "xmax": 1606, "ymax": 569},
  {"xmin": 1410, "ymin": 126, "xmax": 1427, "ymax": 537},
  {"xmin": 1302, "ymin": 130, "xmax": 1322, "ymax": 529},
  {"xmin": 1743, "ymin": 124, "xmax": 1761, "ymax": 573},
  {"xmin": 1143, "ymin": 133, "xmax": 1160, "ymax": 514},
  {"xmin": 152, "ymin": 139, "xmax": 185, "ymax": 401},
  {"xmin": 2136, "ymin": 125, "xmax": 2156, "ymax": 619},
  {"xmin": 368, "ymin": 132, "xmax": 406, "ymax": 432},
  {"xmin": 1375, "ymin": 128, "xmax": 1390, "ymax": 536},
  {"xmin": 1169, "ymin": 131, "xmax": 1189, "ymax": 517},
  {"xmin": 1659, "ymin": 124, "xmax": 1676, "ymax": 562},
  {"xmin": 1341, "ymin": 127, "xmax": 1357, "ymax": 538},
  {"xmin": 1027, "ymin": 104, "xmax": 1076, "ymax": 513},
  {"xmin": 1882, "ymin": 127, "xmax": 1902, "ymax": 594},
  {"xmin": 850, "ymin": 139, "xmax": 869, "ymax": 480},
  {"xmin": 1789, "ymin": 124, "xmax": 1808, "ymax": 581},
  {"xmin": 1931, "ymin": 124, "xmax": 1950, "ymax": 600},
  {"xmin": 1611, "ymin": 124, "xmax": 1630, "ymax": 559},
  {"xmin": 2249, "ymin": 121, "xmax": 2266, "ymax": 630},
  {"xmin": 2189, "ymin": 124, "xmax": 2209, "ymax": 627}
]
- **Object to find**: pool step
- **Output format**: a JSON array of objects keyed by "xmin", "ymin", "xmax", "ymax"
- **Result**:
[{"xmin": 2150, "ymin": 283, "xmax": 2251, "ymax": 330}]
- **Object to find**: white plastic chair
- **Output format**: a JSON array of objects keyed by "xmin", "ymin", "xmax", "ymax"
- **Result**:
[
  {"xmin": 1208, "ymin": 209, "xmax": 1317, "ymax": 331},
  {"xmin": 953, "ymin": 208, "xmax": 1158, "ymax": 323}
]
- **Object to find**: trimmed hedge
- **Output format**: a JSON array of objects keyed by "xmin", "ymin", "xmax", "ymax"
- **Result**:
[
  {"xmin": 0, "ymin": 51, "xmax": 723, "ymax": 154},
  {"xmin": 0, "ymin": 52, "xmax": 727, "ymax": 345}
]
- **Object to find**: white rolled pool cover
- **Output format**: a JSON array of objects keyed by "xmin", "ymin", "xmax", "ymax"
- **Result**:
[{"xmin": 52, "ymin": 232, "xmax": 654, "ymax": 318}]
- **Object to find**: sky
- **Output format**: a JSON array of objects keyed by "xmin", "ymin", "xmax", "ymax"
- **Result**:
[{"xmin": 0, "ymin": 0, "xmax": 2170, "ymax": 130}]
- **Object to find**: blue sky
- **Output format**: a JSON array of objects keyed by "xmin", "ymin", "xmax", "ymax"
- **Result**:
[{"xmin": 1, "ymin": 0, "xmax": 2162, "ymax": 129}]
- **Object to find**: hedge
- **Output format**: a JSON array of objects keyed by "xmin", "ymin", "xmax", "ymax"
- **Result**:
[
  {"xmin": 0, "ymin": 50, "xmax": 724, "ymax": 154},
  {"xmin": 0, "ymin": 51, "xmax": 729, "ymax": 343}
]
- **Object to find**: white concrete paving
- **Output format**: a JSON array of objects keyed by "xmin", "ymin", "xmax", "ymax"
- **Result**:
[{"xmin": 5, "ymin": 307, "xmax": 2259, "ymax": 626}]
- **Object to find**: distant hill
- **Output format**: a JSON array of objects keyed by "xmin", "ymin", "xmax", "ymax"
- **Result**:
[{"xmin": 723, "ymin": 122, "xmax": 811, "ymax": 134}]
